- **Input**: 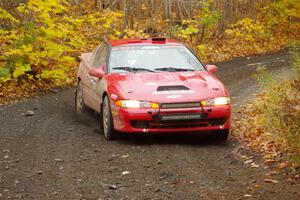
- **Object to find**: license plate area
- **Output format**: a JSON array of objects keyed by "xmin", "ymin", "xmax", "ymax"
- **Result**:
[{"xmin": 157, "ymin": 114, "xmax": 204, "ymax": 121}]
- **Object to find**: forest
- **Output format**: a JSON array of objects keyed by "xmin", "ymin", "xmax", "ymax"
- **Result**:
[{"xmin": 0, "ymin": 0, "xmax": 299, "ymax": 93}]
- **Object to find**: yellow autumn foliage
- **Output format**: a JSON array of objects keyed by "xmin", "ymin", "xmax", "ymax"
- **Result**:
[
  {"xmin": 225, "ymin": 18, "xmax": 267, "ymax": 43},
  {"xmin": 0, "ymin": 0, "xmax": 123, "ymax": 86},
  {"xmin": 0, "ymin": 0, "xmax": 299, "ymax": 91}
]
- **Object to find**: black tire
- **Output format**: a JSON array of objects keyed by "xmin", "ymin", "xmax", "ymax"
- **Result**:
[
  {"xmin": 75, "ymin": 81, "xmax": 86, "ymax": 114},
  {"xmin": 102, "ymin": 95, "xmax": 117, "ymax": 140},
  {"xmin": 212, "ymin": 129, "xmax": 229, "ymax": 141}
]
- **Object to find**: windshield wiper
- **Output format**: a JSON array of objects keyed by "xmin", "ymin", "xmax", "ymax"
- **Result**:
[
  {"xmin": 112, "ymin": 67, "xmax": 155, "ymax": 72},
  {"xmin": 154, "ymin": 67, "xmax": 195, "ymax": 72}
]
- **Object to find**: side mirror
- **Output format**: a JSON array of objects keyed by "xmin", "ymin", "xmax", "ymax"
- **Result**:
[
  {"xmin": 89, "ymin": 68, "xmax": 105, "ymax": 78},
  {"xmin": 206, "ymin": 65, "xmax": 218, "ymax": 74}
]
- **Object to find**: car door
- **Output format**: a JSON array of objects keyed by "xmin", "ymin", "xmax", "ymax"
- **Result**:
[
  {"xmin": 87, "ymin": 42, "xmax": 110, "ymax": 112},
  {"xmin": 79, "ymin": 44, "xmax": 101, "ymax": 111}
]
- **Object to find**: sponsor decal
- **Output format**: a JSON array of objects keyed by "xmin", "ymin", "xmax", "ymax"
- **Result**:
[
  {"xmin": 167, "ymin": 94, "xmax": 181, "ymax": 99},
  {"xmin": 180, "ymin": 73, "xmax": 196, "ymax": 77},
  {"xmin": 141, "ymin": 46, "xmax": 160, "ymax": 50},
  {"xmin": 152, "ymin": 90, "xmax": 195, "ymax": 95},
  {"xmin": 145, "ymin": 82, "xmax": 157, "ymax": 86},
  {"xmin": 110, "ymin": 93, "xmax": 118, "ymax": 99}
]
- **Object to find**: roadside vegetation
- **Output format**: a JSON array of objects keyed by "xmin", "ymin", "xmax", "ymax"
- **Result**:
[
  {"xmin": 232, "ymin": 43, "xmax": 300, "ymax": 172},
  {"xmin": 0, "ymin": 0, "xmax": 299, "ymax": 104}
]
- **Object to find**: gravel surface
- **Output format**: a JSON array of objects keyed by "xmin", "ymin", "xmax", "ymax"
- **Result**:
[{"xmin": 0, "ymin": 51, "xmax": 299, "ymax": 199}]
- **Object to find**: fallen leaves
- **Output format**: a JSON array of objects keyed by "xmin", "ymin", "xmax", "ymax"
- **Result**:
[
  {"xmin": 265, "ymin": 171, "xmax": 279, "ymax": 177},
  {"xmin": 243, "ymin": 159, "xmax": 253, "ymax": 164},
  {"xmin": 251, "ymin": 163, "xmax": 260, "ymax": 168},
  {"xmin": 121, "ymin": 171, "xmax": 131, "ymax": 175},
  {"xmin": 0, "ymin": 80, "xmax": 75, "ymax": 106},
  {"xmin": 232, "ymin": 101, "xmax": 296, "ymax": 173},
  {"xmin": 25, "ymin": 110, "xmax": 35, "ymax": 116},
  {"xmin": 243, "ymin": 194, "xmax": 252, "ymax": 198},
  {"xmin": 264, "ymin": 178, "xmax": 278, "ymax": 184},
  {"xmin": 108, "ymin": 184, "xmax": 117, "ymax": 190}
]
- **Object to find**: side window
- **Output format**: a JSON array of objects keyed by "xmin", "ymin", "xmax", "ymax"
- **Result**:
[
  {"xmin": 89, "ymin": 43, "xmax": 102, "ymax": 66},
  {"xmin": 93, "ymin": 43, "xmax": 109, "ymax": 68}
]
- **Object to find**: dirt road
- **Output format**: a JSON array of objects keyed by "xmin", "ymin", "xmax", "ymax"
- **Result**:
[{"xmin": 0, "ymin": 51, "xmax": 299, "ymax": 200}]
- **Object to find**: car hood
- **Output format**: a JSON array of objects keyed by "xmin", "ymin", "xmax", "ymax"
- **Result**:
[{"xmin": 106, "ymin": 71, "xmax": 226, "ymax": 103}]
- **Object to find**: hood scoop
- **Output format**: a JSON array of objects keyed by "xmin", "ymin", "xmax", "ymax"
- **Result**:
[{"xmin": 157, "ymin": 85, "xmax": 189, "ymax": 91}]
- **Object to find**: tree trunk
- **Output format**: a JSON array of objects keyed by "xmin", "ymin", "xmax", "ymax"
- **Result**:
[
  {"xmin": 98, "ymin": 0, "xmax": 103, "ymax": 11},
  {"xmin": 123, "ymin": 0, "xmax": 128, "ymax": 28},
  {"xmin": 164, "ymin": 0, "xmax": 170, "ymax": 20}
]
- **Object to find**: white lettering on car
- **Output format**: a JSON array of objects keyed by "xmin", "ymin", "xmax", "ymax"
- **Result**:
[
  {"xmin": 110, "ymin": 94, "xmax": 118, "ymax": 99},
  {"xmin": 145, "ymin": 82, "xmax": 157, "ymax": 86},
  {"xmin": 167, "ymin": 94, "xmax": 182, "ymax": 99}
]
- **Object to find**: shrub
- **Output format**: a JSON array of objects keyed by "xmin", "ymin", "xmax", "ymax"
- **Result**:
[{"xmin": 245, "ymin": 43, "xmax": 300, "ymax": 165}]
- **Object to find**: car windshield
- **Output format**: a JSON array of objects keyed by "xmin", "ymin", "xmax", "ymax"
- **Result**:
[{"xmin": 108, "ymin": 45, "xmax": 205, "ymax": 73}]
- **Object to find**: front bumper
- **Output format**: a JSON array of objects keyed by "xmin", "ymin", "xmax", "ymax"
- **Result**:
[{"xmin": 111, "ymin": 104, "xmax": 231, "ymax": 133}]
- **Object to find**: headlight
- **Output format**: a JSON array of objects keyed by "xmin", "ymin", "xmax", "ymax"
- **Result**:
[
  {"xmin": 115, "ymin": 100, "xmax": 159, "ymax": 109},
  {"xmin": 201, "ymin": 97, "xmax": 230, "ymax": 106}
]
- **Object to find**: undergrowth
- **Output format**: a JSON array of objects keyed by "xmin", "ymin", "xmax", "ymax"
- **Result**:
[{"xmin": 233, "ymin": 42, "xmax": 300, "ymax": 168}]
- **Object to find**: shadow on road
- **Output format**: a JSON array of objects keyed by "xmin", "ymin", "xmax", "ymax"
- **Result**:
[{"xmin": 115, "ymin": 132, "xmax": 230, "ymax": 147}]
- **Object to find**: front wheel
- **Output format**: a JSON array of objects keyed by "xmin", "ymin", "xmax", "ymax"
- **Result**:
[
  {"xmin": 102, "ymin": 96, "xmax": 117, "ymax": 140},
  {"xmin": 212, "ymin": 130, "xmax": 229, "ymax": 141}
]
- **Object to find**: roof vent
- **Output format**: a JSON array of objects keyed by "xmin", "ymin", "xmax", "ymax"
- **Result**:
[{"xmin": 157, "ymin": 85, "xmax": 189, "ymax": 91}]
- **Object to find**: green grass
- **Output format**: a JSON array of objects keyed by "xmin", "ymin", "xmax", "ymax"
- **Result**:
[{"xmin": 254, "ymin": 42, "xmax": 300, "ymax": 165}]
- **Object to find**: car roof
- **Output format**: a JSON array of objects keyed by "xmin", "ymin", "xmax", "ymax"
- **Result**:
[{"xmin": 108, "ymin": 38, "xmax": 183, "ymax": 47}]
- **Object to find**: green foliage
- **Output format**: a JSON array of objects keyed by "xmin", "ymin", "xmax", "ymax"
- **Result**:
[
  {"xmin": 0, "ymin": 67, "xmax": 10, "ymax": 81},
  {"xmin": 255, "ymin": 69, "xmax": 288, "ymax": 136},
  {"xmin": 173, "ymin": 0, "xmax": 221, "ymax": 43},
  {"xmin": 289, "ymin": 41, "xmax": 300, "ymax": 79},
  {"xmin": 253, "ymin": 45, "xmax": 300, "ymax": 165},
  {"xmin": 198, "ymin": 0, "xmax": 221, "ymax": 29}
]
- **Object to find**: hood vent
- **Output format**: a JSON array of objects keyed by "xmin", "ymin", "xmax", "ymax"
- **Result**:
[{"xmin": 157, "ymin": 85, "xmax": 189, "ymax": 91}]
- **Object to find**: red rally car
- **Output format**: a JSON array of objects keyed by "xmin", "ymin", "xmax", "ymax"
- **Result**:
[{"xmin": 75, "ymin": 38, "xmax": 231, "ymax": 140}]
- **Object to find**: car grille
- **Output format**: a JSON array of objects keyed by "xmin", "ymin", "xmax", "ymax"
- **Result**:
[
  {"xmin": 130, "ymin": 118, "xmax": 226, "ymax": 129},
  {"xmin": 160, "ymin": 102, "xmax": 201, "ymax": 109}
]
